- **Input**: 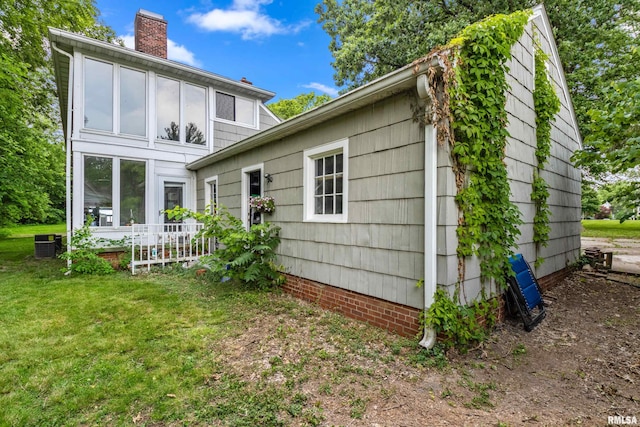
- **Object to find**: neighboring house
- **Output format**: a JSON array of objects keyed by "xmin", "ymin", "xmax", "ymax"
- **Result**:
[
  {"xmin": 186, "ymin": 5, "xmax": 582, "ymax": 338},
  {"xmin": 49, "ymin": 9, "xmax": 280, "ymax": 243}
]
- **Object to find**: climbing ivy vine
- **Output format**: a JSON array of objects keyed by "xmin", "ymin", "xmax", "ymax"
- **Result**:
[
  {"xmin": 446, "ymin": 10, "xmax": 530, "ymax": 291},
  {"xmin": 531, "ymin": 41, "xmax": 561, "ymax": 267}
]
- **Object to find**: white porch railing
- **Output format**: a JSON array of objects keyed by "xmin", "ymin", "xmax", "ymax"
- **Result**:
[{"xmin": 130, "ymin": 223, "xmax": 213, "ymax": 274}]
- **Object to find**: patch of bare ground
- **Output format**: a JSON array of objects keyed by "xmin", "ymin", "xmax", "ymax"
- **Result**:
[{"xmin": 210, "ymin": 271, "xmax": 639, "ymax": 426}]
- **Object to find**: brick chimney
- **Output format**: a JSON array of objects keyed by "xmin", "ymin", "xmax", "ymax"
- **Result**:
[{"xmin": 134, "ymin": 9, "xmax": 167, "ymax": 59}]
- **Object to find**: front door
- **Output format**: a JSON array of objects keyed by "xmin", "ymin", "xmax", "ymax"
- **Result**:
[
  {"xmin": 163, "ymin": 182, "xmax": 184, "ymax": 224},
  {"xmin": 241, "ymin": 164, "xmax": 263, "ymax": 229}
]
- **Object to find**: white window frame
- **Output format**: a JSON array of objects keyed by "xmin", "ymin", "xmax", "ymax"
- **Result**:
[
  {"xmin": 155, "ymin": 76, "xmax": 208, "ymax": 146},
  {"xmin": 82, "ymin": 56, "xmax": 148, "ymax": 138},
  {"xmin": 82, "ymin": 155, "xmax": 148, "ymax": 228},
  {"xmin": 303, "ymin": 138, "xmax": 348, "ymax": 223},
  {"xmin": 204, "ymin": 175, "xmax": 219, "ymax": 214},
  {"xmin": 241, "ymin": 163, "xmax": 264, "ymax": 229},
  {"xmin": 214, "ymin": 91, "xmax": 257, "ymax": 129}
]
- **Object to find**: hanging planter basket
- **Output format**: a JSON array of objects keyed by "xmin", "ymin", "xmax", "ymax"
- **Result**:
[{"xmin": 250, "ymin": 196, "xmax": 275, "ymax": 214}]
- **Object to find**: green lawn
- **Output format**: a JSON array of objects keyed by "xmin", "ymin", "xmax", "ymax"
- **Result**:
[
  {"xmin": 0, "ymin": 224, "xmax": 420, "ymax": 426},
  {"xmin": 4, "ymin": 222, "xmax": 66, "ymax": 238},
  {"xmin": 581, "ymin": 219, "xmax": 640, "ymax": 239}
]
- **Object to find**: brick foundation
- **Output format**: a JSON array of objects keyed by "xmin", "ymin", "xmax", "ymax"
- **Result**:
[
  {"xmin": 538, "ymin": 265, "xmax": 573, "ymax": 292},
  {"xmin": 282, "ymin": 274, "xmax": 421, "ymax": 337},
  {"xmin": 283, "ymin": 266, "xmax": 572, "ymax": 338},
  {"xmin": 98, "ymin": 250, "xmax": 126, "ymax": 269}
]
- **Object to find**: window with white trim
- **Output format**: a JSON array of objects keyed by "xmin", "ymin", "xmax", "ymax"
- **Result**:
[
  {"xmin": 215, "ymin": 91, "xmax": 256, "ymax": 127},
  {"xmin": 156, "ymin": 77, "xmax": 207, "ymax": 145},
  {"xmin": 83, "ymin": 155, "xmax": 146, "ymax": 227},
  {"xmin": 304, "ymin": 139, "xmax": 348, "ymax": 223},
  {"xmin": 204, "ymin": 176, "xmax": 218, "ymax": 214},
  {"xmin": 83, "ymin": 58, "xmax": 147, "ymax": 137}
]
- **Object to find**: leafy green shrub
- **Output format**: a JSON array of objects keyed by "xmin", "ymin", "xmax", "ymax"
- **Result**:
[
  {"xmin": 166, "ymin": 206, "xmax": 285, "ymax": 289},
  {"xmin": 423, "ymin": 289, "xmax": 499, "ymax": 350},
  {"xmin": 59, "ymin": 220, "xmax": 115, "ymax": 275}
]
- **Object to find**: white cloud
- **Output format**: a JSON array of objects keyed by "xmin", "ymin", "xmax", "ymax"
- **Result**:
[
  {"xmin": 118, "ymin": 34, "xmax": 200, "ymax": 67},
  {"xmin": 187, "ymin": 0, "xmax": 309, "ymax": 40},
  {"xmin": 303, "ymin": 83, "xmax": 339, "ymax": 97},
  {"xmin": 120, "ymin": 34, "xmax": 135, "ymax": 49},
  {"xmin": 167, "ymin": 39, "xmax": 201, "ymax": 67}
]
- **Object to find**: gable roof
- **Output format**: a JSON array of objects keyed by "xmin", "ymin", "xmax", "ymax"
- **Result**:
[
  {"xmin": 49, "ymin": 27, "xmax": 276, "ymax": 137},
  {"xmin": 187, "ymin": 4, "xmax": 580, "ymax": 171}
]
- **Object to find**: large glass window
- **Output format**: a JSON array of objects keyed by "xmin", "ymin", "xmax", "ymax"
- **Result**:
[
  {"xmin": 120, "ymin": 67, "xmax": 146, "ymax": 136},
  {"xmin": 156, "ymin": 76, "xmax": 180, "ymax": 141},
  {"xmin": 304, "ymin": 139, "xmax": 348, "ymax": 223},
  {"xmin": 84, "ymin": 156, "xmax": 147, "ymax": 227},
  {"xmin": 184, "ymin": 84, "xmax": 206, "ymax": 145},
  {"xmin": 84, "ymin": 59, "xmax": 113, "ymax": 131},
  {"xmin": 119, "ymin": 160, "xmax": 146, "ymax": 225},
  {"xmin": 216, "ymin": 92, "xmax": 255, "ymax": 126},
  {"xmin": 84, "ymin": 156, "xmax": 113, "ymax": 226}
]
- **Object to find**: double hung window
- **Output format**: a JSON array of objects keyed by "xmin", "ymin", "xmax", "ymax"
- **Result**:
[{"xmin": 303, "ymin": 139, "xmax": 348, "ymax": 223}]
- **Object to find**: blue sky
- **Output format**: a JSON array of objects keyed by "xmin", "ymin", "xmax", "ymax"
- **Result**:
[{"xmin": 95, "ymin": 0, "xmax": 341, "ymax": 102}]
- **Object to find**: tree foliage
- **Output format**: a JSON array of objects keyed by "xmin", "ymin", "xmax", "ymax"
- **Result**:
[
  {"xmin": 581, "ymin": 179, "xmax": 601, "ymax": 218},
  {"xmin": 0, "ymin": 1, "xmax": 116, "ymax": 227},
  {"xmin": 598, "ymin": 180, "xmax": 640, "ymax": 221},
  {"xmin": 574, "ymin": 79, "xmax": 640, "ymax": 176},
  {"xmin": 267, "ymin": 91, "xmax": 332, "ymax": 120},
  {"xmin": 316, "ymin": 0, "xmax": 640, "ymax": 137}
]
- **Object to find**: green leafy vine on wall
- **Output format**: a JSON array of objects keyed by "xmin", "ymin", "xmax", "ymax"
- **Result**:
[
  {"xmin": 447, "ymin": 10, "xmax": 530, "ymax": 291},
  {"xmin": 531, "ymin": 40, "xmax": 561, "ymax": 267}
]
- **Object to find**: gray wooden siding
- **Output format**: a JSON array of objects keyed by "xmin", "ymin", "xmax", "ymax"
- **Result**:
[
  {"xmin": 480, "ymin": 19, "xmax": 580, "ymax": 292},
  {"xmin": 196, "ymin": 17, "xmax": 581, "ymax": 309},
  {"xmin": 198, "ymin": 91, "xmax": 427, "ymax": 308},
  {"xmin": 211, "ymin": 106, "xmax": 278, "ymax": 152}
]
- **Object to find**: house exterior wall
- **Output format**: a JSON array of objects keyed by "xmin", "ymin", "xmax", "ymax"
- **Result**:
[
  {"xmin": 197, "ymin": 91, "xmax": 428, "ymax": 309},
  {"xmin": 192, "ymin": 9, "xmax": 582, "ymax": 331},
  {"xmin": 63, "ymin": 44, "xmax": 276, "ymax": 239},
  {"xmin": 436, "ymin": 16, "xmax": 582, "ymax": 302}
]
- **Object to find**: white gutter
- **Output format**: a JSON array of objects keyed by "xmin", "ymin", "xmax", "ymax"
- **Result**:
[
  {"xmin": 416, "ymin": 73, "xmax": 437, "ymax": 349},
  {"xmin": 51, "ymin": 42, "xmax": 73, "ymax": 269}
]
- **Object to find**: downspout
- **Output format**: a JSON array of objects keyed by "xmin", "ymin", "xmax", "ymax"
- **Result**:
[
  {"xmin": 51, "ymin": 42, "xmax": 73, "ymax": 270},
  {"xmin": 417, "ymin": 73, "xmax": 437, "ymax": 349}
]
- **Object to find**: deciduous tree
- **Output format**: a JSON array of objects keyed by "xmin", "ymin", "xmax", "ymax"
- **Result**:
[
  {"xmin": 315, "ymin": 0, "xmax": 640, "ymax": 137},
  {"xmin": 0, "ymin": 1, "xmax": 116, "ymax": 227},
  {"xmin": 267, "ymin": 92, "xmax": 333, "ymax": 120}
]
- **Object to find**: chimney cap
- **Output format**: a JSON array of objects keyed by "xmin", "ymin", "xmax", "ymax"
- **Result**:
[{"xmin": 137, "ymin": 9, "xmax": 165, "ymax": 21}]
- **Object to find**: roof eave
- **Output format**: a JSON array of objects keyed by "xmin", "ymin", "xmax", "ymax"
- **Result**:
[
  {"xmin": 47, "ymin": 27, "xmax": 276, "ymax": 103},
  {"xmin": 187, "ymin": 56, "xmax": 441, "ymax": 170}
]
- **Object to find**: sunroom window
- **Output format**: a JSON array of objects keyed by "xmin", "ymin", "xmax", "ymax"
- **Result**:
[
  {"xmin": 84, "ymin": 58, "xmax": 147, "ymax": 137},
  {"xmin": 84, "ymin": 59, "xmax": 113, "ymax": 131},
  {"xmin": 120, "ymin": 67, "xmax": 146, "ymax": 136},
  {"xmin": 156, "ymin": 77, "xmax": 207, "ymax": 145},
  {"xmin": 83, "ymin": 156, "xmax": 146, "ymax": 227}
]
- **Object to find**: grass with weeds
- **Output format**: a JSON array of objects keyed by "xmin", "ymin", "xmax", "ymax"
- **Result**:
[
  {"xmin": 581, "ymin": 219, "xmax": 640, "ymax": 239},
  {"xmin": 0, "ymin": 224, "xmax": 453, "ymax": 425}
]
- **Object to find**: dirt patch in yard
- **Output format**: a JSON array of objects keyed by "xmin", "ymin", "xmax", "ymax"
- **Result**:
[{"xmin": 206, "ymin": 267, "xmax": 640, "ymax": 426}]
